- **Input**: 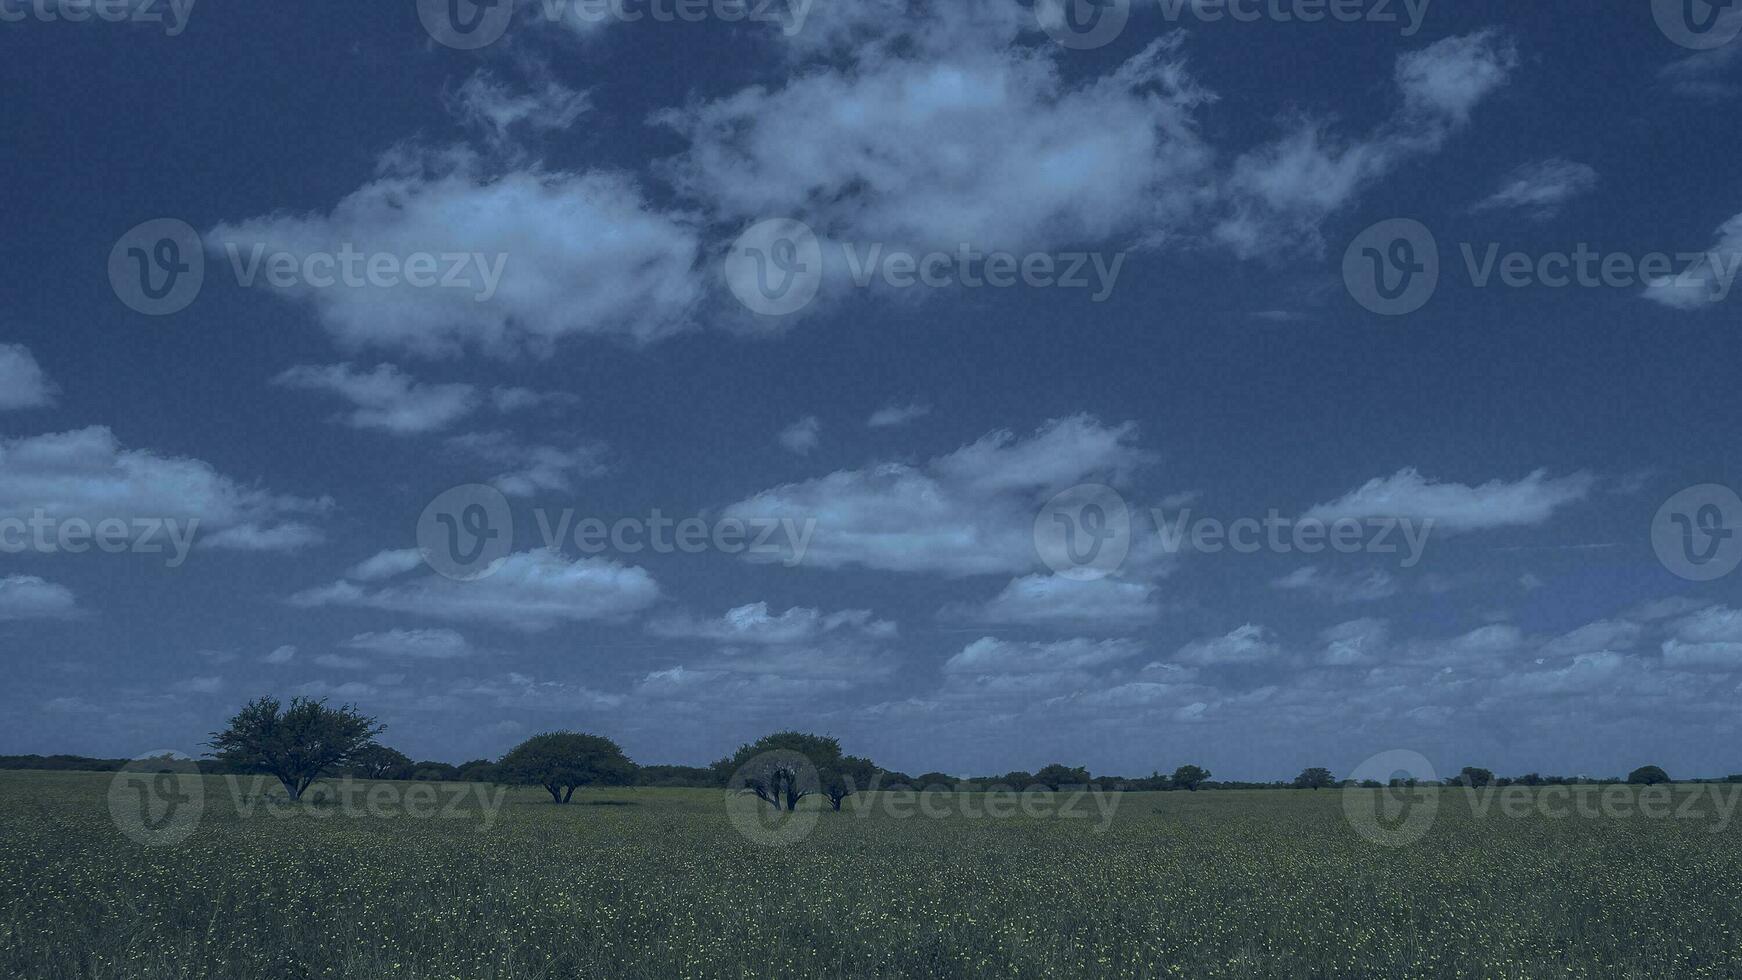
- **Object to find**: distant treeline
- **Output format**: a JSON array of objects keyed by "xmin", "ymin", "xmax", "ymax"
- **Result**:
[{"xmin": 7, "ymin": 753, "xmax": 1740, "ymax": 790}]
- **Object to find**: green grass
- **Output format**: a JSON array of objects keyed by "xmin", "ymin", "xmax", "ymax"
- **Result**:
[{"xmin": 3, "ymin": 771, "xmax": 1741, "ymax": 978}]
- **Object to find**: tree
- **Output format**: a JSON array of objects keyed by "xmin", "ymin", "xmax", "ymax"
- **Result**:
[
  {"xmin": 207, "ymin": 696, "xmax": 384, "ymax": 802},
  {"xmin": 1034, "ymin": 763, "xmax": 1092, "ymax": 791},
  {"xmin": 716, "ymin": 732, "xmax": 842, "ymax": 812},
  {"xmin": 411, "ymin": 761, "xmax": 461, "ymax": 781},
  {"xmin": 1172, "ymin": 765, "xmax": 1211, "ymax": 792},
  {"xmin": 1628, "ymin": 765, "xmax": 1671, "ymax": 786},
  {"xmin": 822, "ymin": 755, "xmax": 879, "ymax": 811},
  {"xmin": 456, "ymin": 759, "xmax": 500, "ymax": 783},
  {"xmin": 1453, "ymin": 767, "xmax": 1495, "ymax": 788},
  {"xmin": 1294, "ymin": 767, "xmax": 1335, "ymax": 790},
  {"xmin": 499, "ymin": 732, "xmax": 636, "ymax": 804},
  {"xmin": 348, "ymin": 745, "xmax": 413, "ymax": 780}
]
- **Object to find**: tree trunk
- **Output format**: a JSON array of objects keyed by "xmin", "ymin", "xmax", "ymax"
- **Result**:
[
  {"xmin": 547, "ymin": 783, "xmax": 563, "ymax": 804},
  {"xmin": 563, "ymin": 786, "xmax": 577, "ymax": 804}
]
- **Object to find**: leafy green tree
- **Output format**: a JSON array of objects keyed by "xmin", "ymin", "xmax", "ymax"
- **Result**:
[
  {"xmin": 822, "ymin": 755, "xmax": 879, "ymax": 811},
  {"xmin": 1454, "ymin": 767, "xmax": 1495, "ymax": 788},
  {"xmin": 716, "ymin": 732, "xmax": 841, "ymax": 812},
  {"xmin": 914, "ymin": 771, "xmax": 958, "ymax": 791},
  {"xmin": 1172, "ymin": 765, "xmax": 1211, "ymax": 792},
  {"xmin": 1628, "ymin": 765, "xmax": 1671, "ymax": 786},
  {"xmin": 207, "ymin": 696, "xmax": 385, "ymax": 801},
  {"xmin": 499, "ymin": 732, "xmax": 636, "ymax": 804},
  {"xmin": 1034, "ymin": 763, "xmax": 1092, "ymax": 790},
  {"xmin": 1293, "ymin": 767, "xmax": 1335, "ymax": 790},
  {"xmin": 348, "ymin": 745, "xmax": 414, "ymax": 780},
  {"xmin": 456, "ymin": 759, "xmax": 500, "ymax": 783}
]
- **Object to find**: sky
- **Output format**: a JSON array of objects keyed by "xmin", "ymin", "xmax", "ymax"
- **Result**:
[{"xmin": 1, "ymin": 0, "xmax": 1740, "ymax": 781}]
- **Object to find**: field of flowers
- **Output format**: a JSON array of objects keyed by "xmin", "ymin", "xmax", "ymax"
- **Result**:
[{"xmin": 2, "ymin": 771, "xmax": 1740, "ymax": 978}]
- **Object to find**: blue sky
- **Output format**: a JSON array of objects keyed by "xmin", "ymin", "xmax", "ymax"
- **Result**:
[{"xmin": 1, "ymin": 0, "xmax": 1740, "ymax": 780}]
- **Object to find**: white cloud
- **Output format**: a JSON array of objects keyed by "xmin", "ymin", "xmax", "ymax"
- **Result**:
[
  {"xmin": 446, "ymin": 432, "xmax": 609, "ymax": 497},
  {"xmin": 0, "ymin": 345, "xmax": 57, "ymax": 410},
  {"xmin": 1659, "ymin": 28, "xmax": 1742, "ymax": 99},
  {"xmin": 867, "ymin": 403, "xmax": 931, "ymax": 428},
  {"xmin": 1216, "ymin": 31, "xmax": 1518, "ymax": 256},
  {"xmin": 344, "ymin": 628, "xmax": 474, "ymax": 660},
  {"xmin": 723, "ymin": 415, "xmax": 1155, "ymax": 576},
  {"xmin": 450, "ymin": 70, "xmax": 592, "ymax": 149},
  {"xmin": 1271, "ymin": 566, "xmax": 1398, "ymax": 604},
  {"xmin": 1176, "ymin": 625, "xmax": 1279, "ymax": 666},
  {"xmin": 210, "ymin": 153, "xmax": 704, "ymax": 359},
  {"xmin": 1661, "ymin": 606, "xmax": 1742, "ymax": 669},
  {"xmin": 1538, "ymin": 619, "xmax": 1641, "ymax": 658},
  {"xmin": 272, "ymin": 363, "xmax": 482, "ymax": 435},
  {"xmin": 1472, "ymin": 159, "xmax": 1599, "ymax": 220},
  {"xmin": 0, "ymin": 575, "xmax": 78, "ymax": 621},
  {"xmin": 945, "ymin": 636, "xmax": 1143, "ymax": 675},
  {"xmin": 1642, "ymin": 212, "xmax": 1742, "ymax": 311},
  {"xmin": 289, "ymin": 549, "xmax": 659, "ymax": 631},
  {"xmin": 649, "ymin": 602, "xmax": 895, "ymax": 644},
  {"xmin": 778, "ymin": 416, "xmax": 821, "ymax": 456},
  {"xmin": 0, "ymin": 426, "xmax": 329, "ymax": 551},
  {"xmin": 346, "ymin": 548, "xmax": 424, "ymax": 582},
  {"xmin": 263, "ymin": 645, "xmax": 297, "ymax": 665},
  {"xmin": 1319, "ymin": 618, "xmax": 1390, "ymax": 666},
  {"xmin": 1303, "ymin": 468, "xmax": 1592, "ymax": 532},
  {"xmin": 947, "ymin": 574, "xmax": 1161, "ymax": 630}
]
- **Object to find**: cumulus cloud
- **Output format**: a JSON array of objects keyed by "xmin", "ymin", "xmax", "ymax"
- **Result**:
[
  {"xmin": 1216, "ymin": 30, "xmax": 1518, "ymax": 256},
  {"xmin": 1302, "ymin": 468, "xmax": 1592, "ymax": 533},
  {"xmin": 290, "ymin": 549, "xmax": 659, "ymax": 631},
  {"xmin": 1271, "ymin": 566, "xmax": 1398, "ymax": 604},
  {"xmin": 867, "ymin": 403, "xmax": 931, "ymax": 428},
  {"xmin": 1472, "ymin": 159, "xmax": 1599, "ymax": 220},
  {"xmin": 344, "ymin": 628, "xmax": 474, "ymax": 660},
  {"xmin": 946, "ymin": 636, "xmax": 1144, "ymax": 676},
  {"xmin": 1642, "ymin": 212, "xmax": 1742, "ymax": 311},
  {"xmin": 272, "ymin": 363, "xmax": 484, "ymax": 435},
  {"xmin": 723, "ymin": 415, "xmax": 1155, "ymax": 576},
  {"xmin": 346, "ymin": 549, "xmax": 424, "ymax": 582},
  {"xmin": 263, "ymin": 645, "xmax": 297, "ymax": 665},
  {"xmin": 0, "ymin": 575, "xmax": 79, "ymax": 621},
  {"xmin": 649, "ymin": 602, "xmax": 896, "ymax": 644},
  {"xmin": 445, "ymin": 432, "xmax": 609, "ymax": 497},
  {"xmin": 1175, "ymin": 625, "xmax": 1280, "ymax": 666},
  {"xmin": 0, "ymin": 427, "xmax": 329, "ymax": 552},
  {"xmin": 209, "ymin": 151, "xmax": 704, "ymax": 359},
  {"xmin": 944, "ymin": 574, "xmax": 1162, "ymax": 630},
  {"xmin": 778, "ymin": 416, "xmax": 821, "ymax": 456},
  {"xmin": 0, "ymin": 345, "xmax": 57, "ymax": 410},
  {"xmin": 1661, "ymin": 606, "xmax": 1742, "ymax": 669}
]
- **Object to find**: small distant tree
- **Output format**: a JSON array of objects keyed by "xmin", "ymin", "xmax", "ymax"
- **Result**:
[
  {"xmin": 716, "ymin": 732, "xmax": 842, "ymax": 812},
  {"xmin": 499, "ymin": 732, "xmax": 636, "ymax": 804},
  {"xmin": 456, "ymin": 759, "xmax": 500, "ymax": 783},
  {"xmin": 348, "ymin": 745, "xmax": 413, "ymax": 780},
  {"xmin": 822, "ymin": 755, "xmax": 879, "ymax": 811},
  {"xmin": 411, "ymin": 761, "xmax": 461, "ymax": 781},
  {"xmin": 1172, "ymin": 765, "xmax": 1211, "ymax": 792},
  {"xmin": 1628, "ymin": 765, "xmax": 1671, "ymax": 786},
  {"xmin": 1034, "ymin": 763, "xmax": 1093, "ymax": 791},
  {"xmin": 1450, "ymin": 767, "xmax": 1495, "ymax": 788},
  {"xmin": 207, "ymin": 696, "xmax": 384, "ymax": 801},
  {"xmin": 1294, "ymin": 767, "xmax": 1335, "ymax": 790}
]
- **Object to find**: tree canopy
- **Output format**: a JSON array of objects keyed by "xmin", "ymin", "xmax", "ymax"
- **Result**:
[
  {"xmin": 207, "ymin": 696, "xmax": 385, "ymax": 801},
  {"xmin": 499, "ymin": 732, "xmax": 636, "ymax": 804}
]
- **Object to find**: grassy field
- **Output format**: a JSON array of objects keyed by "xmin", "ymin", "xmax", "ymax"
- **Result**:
[{"xmin": 2, "ymin": 771, "xmax": 1740, "ymax": 979}]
